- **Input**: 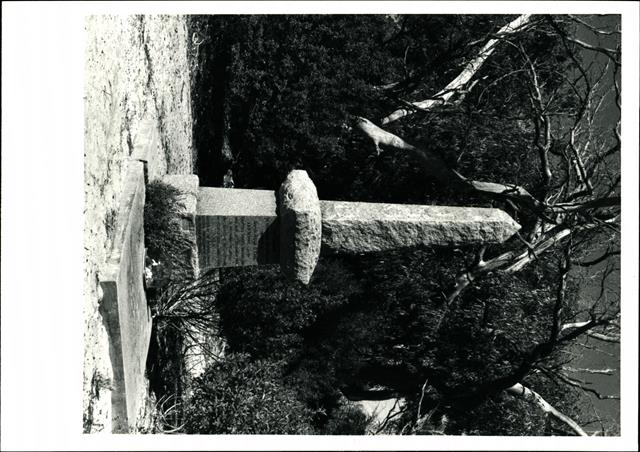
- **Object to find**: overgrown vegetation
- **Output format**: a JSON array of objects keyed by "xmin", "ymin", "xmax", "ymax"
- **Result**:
[
  {"xmin": 183, "ymin": 354, "xmax": 315, "ymax": 434},
  {"xmin": 152, "ymin": 14, "xmax": 622, "ymax": 435},
  {"xmin": 144, "ymin": 181, "xmax": 221, "ymax": 431},
  {"xmin": 145, "ymin": 278, "xmax": 223, "ymax": 421},
  {"xmin": 144, "ymin": 181, "xmax": 194, "ymax": 284}
]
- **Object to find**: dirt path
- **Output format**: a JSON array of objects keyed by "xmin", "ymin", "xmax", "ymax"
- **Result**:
[{"xmin": 83, "ymin": 15, "xmax": 194, "ymax": 433}]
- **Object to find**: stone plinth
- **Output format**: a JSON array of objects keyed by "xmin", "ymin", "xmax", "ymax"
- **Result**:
[
  {"xmin": 99, "ymin": 160, "xmax": 152, "ymax": 433},
  {"xmin": 196, "ymin": 187, "xmax": 280, "ymax": 273}
]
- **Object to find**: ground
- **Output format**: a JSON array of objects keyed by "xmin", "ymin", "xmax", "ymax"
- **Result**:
[{"xmin": 83, "ymin": 15, "xmax": 194, "ymax": 433}]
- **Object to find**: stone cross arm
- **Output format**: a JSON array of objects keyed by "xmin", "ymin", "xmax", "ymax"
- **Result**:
[{"xmin": 193, "ymin": 170, "xmax": 520, "ymax": 284}]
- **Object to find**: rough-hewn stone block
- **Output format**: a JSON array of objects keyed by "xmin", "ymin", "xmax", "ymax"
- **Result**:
[
  {"xmin": 320, "ymin": 201, "xmax": 521, "ymax": 254},
  {"xmin": 278, "ymin": 170, "xmax": 322, "ymax": 284},
  {"xmin": 196, "ymin": 187, "xmax": 280, "ymax": 272}
]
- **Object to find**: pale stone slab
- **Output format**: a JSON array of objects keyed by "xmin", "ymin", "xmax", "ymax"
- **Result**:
[
  {"xmin": 278, "ymin": 170, "xmax": 322, "ymax": 284},
  {"xmin": 320, "ymin": 200, "xmax": 521, "ymax": 254},
  {"xmin": 99, "ymin": 160, "xmax": 152, "ymax": 433},
  {"xmin": 130, "ymin": 119, "xmax": 159, "ymax": 182},
  {"xmin": 196, "ymin": 187, "xmax": 279, "ymax": 272}
]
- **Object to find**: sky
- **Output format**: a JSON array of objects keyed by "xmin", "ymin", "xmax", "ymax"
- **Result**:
[{"xmin": 568, "ymin": 14, "xmax": 621, "ymax": 430}]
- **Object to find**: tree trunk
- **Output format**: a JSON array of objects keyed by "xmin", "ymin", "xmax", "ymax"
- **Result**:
[
  {"xmin": 381, "ymin": 14, "xmax": 533, "ymax": 124},
  {"xmin": 505, "ymin": 383, "xmax": 588, "ymax": 436},
  {"xmin": 355, "ymin": 117, "xmax": 541, "ymax": 209}
]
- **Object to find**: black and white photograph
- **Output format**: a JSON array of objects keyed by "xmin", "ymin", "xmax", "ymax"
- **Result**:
[{"xmin": 1, "ymin": 2, "xmax": 638, "ymax": 450}]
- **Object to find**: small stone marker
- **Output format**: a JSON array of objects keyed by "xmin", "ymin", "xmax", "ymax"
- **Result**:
[{"xmin": 195, "ymin": 170, "xmax": 521, "ymax": 284}]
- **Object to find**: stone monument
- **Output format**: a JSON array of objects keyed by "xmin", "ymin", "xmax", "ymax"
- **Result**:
[
  {"xmin": 98, "ymin": 164, "xmax": 520, "ymax": 434},
  {"xmin": 175, "ymin": 169, "xmax": 521, "ymax": 284}
]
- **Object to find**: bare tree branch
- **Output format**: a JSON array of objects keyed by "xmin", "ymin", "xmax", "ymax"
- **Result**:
[
  {"xmin": 561, "ymin": 311, "xmax": 620, "ymax": 335},
  {"xmin": 381, "ymin": 14, "xmax": 533, "ymax": 124},
  {"xmin": 563, "ymin": 366, "xmax": 615, "ymax": 375},
  {"xmin": 352, "ymin": 16, "xmax": 620, "ymax": 432},
  {"xmin": 578, "ymin": 341, "xmax": 617, "ymax": 358},
  {"xmin": 549, "ymin": 196, "xmax": 621, "ymax": 213},
  {"xmin": 445, "ymin": 224, "xmax": 572, "ymax": 304},
  {"xmin": 354, "ymin": 116, "xmax": 543, "ymax": 209},
  {"xmin": 563, "ymin": 35, "xmax": 620, "ymax": 65},
  {"xmin": 567, "ymin": 15, "xmax": 621, "ymax": 36},
  {"xmin": 372, "ymin": 400, "xmax": 407, "ymax": 435},
  {"xmin": 550, "ymin": 238, "xmax": 572, "ymax": 342},
  {"xmin": 505, "ymin": 383, "xmax": 588, "ymax": 436},
  {"xmin": 541, "ymin": 367, "xmax": 620, "ymax": 400},
  {"xmin": 558, "ymin": 314, "xmax": 619, "ymax": 345}
]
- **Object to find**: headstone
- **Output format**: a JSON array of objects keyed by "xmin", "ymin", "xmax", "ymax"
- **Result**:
[{"xmin": 193, "ymin": 170, "xmax": 521, "ymax": 284}]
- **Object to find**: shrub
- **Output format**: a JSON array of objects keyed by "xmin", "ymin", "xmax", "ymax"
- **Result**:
[
  {"xmin": 143, "ymin": 180, "xmax": 194, "ymax": 285},
  {"xmin": 322, "ymin": 403, "xmax": 373, "ymax": 435},
  {"xmin": 183, "ymin": 354, "xmax": 315, "ymax": 434},
  {"xmin": 146, "ymin": 276, "xmax": 222, "ymax": 403},
  {"xmin": 144, "ymin": 181, "xmax": 209, "ymax": 404}
]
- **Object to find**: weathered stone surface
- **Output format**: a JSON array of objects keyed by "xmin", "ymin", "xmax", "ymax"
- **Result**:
[
  {"xmin": 320, "ymin": 201, "xmax": 521, "ymax": 254},
  {"xmin": 162, "ymin": 174, "xmax": 199, "ymax": 216},
  {"xmin": 196, "ymin": 187, "xmax": 279, "ymax": 272},
  {"xmin": 98, "ymin": 160, "xmax": 152, "ymax": 433},
  {"xmin": 278, "ymin": 170, "xmax": 322, "ymax": 284},
  {"xmin": 189, "ymin": 170, "xmax": 520, "ymax": 285},
  {"xmin": 130, "ymin": 119, "xmax": 160, "ymax": 183}
]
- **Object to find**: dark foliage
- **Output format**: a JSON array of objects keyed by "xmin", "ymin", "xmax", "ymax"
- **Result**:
[
  {"xmin": 182, "ymin": 14, "xmax": 619, "ymax": 435},
  {"xmin": 144, "ymin": 180, "xmax": 193, "ymax": 284},
  {"xmin": 183, "ymin": 354, "xmax": 314, "ymax": 434},
  {"xmin": 321, "ymin": 403, "xmax": 373, "ymax": 435}
]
